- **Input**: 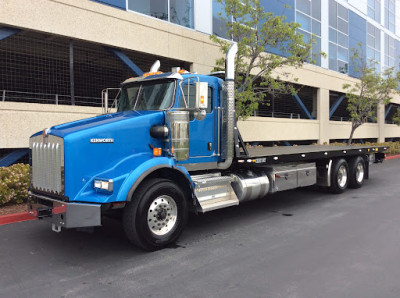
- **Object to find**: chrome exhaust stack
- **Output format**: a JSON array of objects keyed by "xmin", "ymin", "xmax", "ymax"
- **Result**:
[{"xmin": 218, "ymin": 43, "xmax": 237, "ymax": 170}]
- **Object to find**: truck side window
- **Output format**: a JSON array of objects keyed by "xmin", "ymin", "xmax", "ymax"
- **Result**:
[{"xmin": 180, "ymin": 85, "xmax": 213, "ymax": 113}]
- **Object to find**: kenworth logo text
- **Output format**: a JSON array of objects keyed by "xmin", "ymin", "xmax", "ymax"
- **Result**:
[{"xmin": 90, "ymin": 138, "xmax": 114, "ymax": 143}]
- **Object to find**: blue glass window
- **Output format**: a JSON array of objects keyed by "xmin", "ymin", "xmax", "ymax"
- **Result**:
[
  {"xmin": 128, "ymin": 0, "xmax": 168, "ymax": 20},
  {"xmin": 328, "ymin": 0, "xmax": 348, "ymax": 74},
  {"xmin": 385, "ymin": 0, "xmax": 395, "ymax": 33},
  {"xmin": 127, "ymin": 0, "xmax": 194, "ymax": 28},
  {"xmin": 170, "ymin": 0, "xmax": 194, "ymax": 28},
  {"xmin": 338, "ymin": 32, "xmax": 348, "ymax": 47},
  {"xmin": 367, "ymin": 23, "xmax": 381, "ymax": 70},
  {"xmin": 311, "ymin": 0, "xmax": 321, "ymax": 20},
  {"xmin": 367, "ymin": 0, "xmax": 381, "ymax": 23},
  {"xmin": 329, "ymin": 42, "xmax": 337, "ymax": 71},
  {"xmin": 338, "ymin": 46, "xmax": 347, "ymax": 61},
  {"xmin": 312, "ymin": 19, "xmax": 321, "ymax": 35},
  {"xmin": 329, "ymin": 28, "xmax": 337, "ymax": 43},
  {"xmin": 297, "ymin": 0, "xmax": 311, "ymax": 15},
  {"xmin": 296, "ymin": 0, "xmax": 321, "ymax": 66},
  {"xmin": 296, "ymin": 12, "xmax": 311, "ymax": 32},
  {"xmin": 212, "ymin": 0, "xmax": 229, "ymax": 38}
]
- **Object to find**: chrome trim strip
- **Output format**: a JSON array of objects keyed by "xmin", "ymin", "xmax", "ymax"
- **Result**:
[{"xmin": 183, "ymin": 162, "xmax": 218, "ymax": 171}]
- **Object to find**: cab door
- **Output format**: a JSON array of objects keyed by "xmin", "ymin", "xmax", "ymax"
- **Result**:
[{"xmin": 177, "ymin": 82, "xmax": 218, "ymax": 166}]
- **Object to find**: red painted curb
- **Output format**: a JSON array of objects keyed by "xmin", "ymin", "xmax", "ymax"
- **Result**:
[
  {"xmin": 386, "ymin": 154, "xmax": 400, "ymax": 160},
  {"xmin": 0, "ymin": 212, "xmax": 34, "ymax": 226}
]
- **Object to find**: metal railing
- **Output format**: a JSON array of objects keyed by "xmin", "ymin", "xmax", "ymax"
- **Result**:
[
  {"xmin": 1, "ymin": 90, "xmax": 103, "ymax": 107},
  {"xmin": 330, "ymin": 116, "xmax": 377, "ymax": 123},
  {"xmin": 254, "ymin": 111, "xmax": 303, "ymax": 119},
  {"xmin": 330, "ymin": 116, "xmax": 351, "ymax": 122}
]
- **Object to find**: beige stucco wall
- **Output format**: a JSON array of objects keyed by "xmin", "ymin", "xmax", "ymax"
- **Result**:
[
  {"xmin": 328, "ymin": 122, "xmax": 379, "ymax": 140},
  {"xmin": 238, "ymin": 117, "xmax": 320, "ymax": 142},
  {"xmin": 384, "ymin": 124, "xmax": 400, "ymax": 139},
  {"xmin": 1, "ymin": 0, "xmax": 399, "ymax": 148},
  {"xmin": 0, "ymin": 102, "xmax": 101, "ymax": 148}
]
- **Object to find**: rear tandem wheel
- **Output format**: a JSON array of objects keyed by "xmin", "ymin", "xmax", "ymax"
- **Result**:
[
  {"xmin": 329, "ymin": 158, "xmax": 349, "ymax": 194},
  {"xmin": 348, "ymin": 156, "xmax": 366, "ymax": 189}
]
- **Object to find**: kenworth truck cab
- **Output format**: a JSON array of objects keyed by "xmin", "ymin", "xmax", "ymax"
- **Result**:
[{"xmin": 28, "ymin": 44, "xmax": 386, "ymax": 250}]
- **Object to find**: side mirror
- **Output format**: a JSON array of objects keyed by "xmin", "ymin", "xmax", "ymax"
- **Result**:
[
  {"xmin": 102, "ymin": 89, "xmax": 109, "ymax": 114},
  {"xmin": 102, "ymin": 88, "xmax": 121, "ymax": 114},
  {"xmin": 195, "ymin": 82, "xmax": 208, "ymax": 110}
]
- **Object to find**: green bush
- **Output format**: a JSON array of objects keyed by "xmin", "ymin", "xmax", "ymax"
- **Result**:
[{"xmin": 0, "ymin": 164, "xmax": 30, "ymax": 206}]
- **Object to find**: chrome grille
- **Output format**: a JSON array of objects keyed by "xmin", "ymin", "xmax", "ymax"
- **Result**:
[{"xmin": 30, "ymin": 134, "xmax": 64, "ymax": 195}]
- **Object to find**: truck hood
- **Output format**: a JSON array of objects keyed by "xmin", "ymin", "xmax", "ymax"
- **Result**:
[
  {"xmin": 45, "ymin": 110, "xmax": 160, "ymax": 138},
  {"xmin": 50, "ymin": 110, "xmax": 166, "ymax": 202}
]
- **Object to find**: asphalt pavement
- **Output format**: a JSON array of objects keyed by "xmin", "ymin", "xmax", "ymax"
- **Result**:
[{"xmin": 1, "ymin": 159, "xmax": 400, "ymax": 298}]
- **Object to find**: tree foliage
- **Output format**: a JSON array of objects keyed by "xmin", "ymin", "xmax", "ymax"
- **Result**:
[
  {"xmin": 210, "ymin": 0, "xmax": 314, "ymax": 118},
  {"xmin": 343, "ymin": 46, "xmax": 399, "ymax": 145},
  {"xmin": 393, "ymin": 108, "xmax": 400, "ymax": 126}
]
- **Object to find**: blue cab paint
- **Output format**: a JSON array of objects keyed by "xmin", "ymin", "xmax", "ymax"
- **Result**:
[{"xmin": 32, "ymin": 74, "xmax": 222, "ymax": 204}]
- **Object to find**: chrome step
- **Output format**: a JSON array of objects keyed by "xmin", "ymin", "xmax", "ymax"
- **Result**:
[{"xmin": 192, "ymin": 174, "xmax": 239, "ymax": 213}]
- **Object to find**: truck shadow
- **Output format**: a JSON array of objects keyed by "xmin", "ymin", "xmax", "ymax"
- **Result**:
[{"xmin": 31, "ymin": 185, "xmax": 360, "ymax": 258}]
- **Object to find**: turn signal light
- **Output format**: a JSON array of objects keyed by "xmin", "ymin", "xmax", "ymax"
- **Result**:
[{"xmin": 153, "ymin": 147, "xmax": 162, "ymax": 156}]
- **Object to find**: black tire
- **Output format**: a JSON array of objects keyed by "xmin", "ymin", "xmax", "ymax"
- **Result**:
[
  {"xmin": 329, "ymin": 158, "xmax": 349, "ymax": 194},
  {"xmin": 123, "ymin": 178, "xmax": 188, "ymax": 251},
  {"xmin": 348, "ymin": 156, "xmax": 366, "ymax": 189}
]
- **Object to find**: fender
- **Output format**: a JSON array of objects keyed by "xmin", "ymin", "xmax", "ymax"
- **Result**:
[{"xmin": 116, "ymin": 157, "xmax": 192, "ymax": 202}]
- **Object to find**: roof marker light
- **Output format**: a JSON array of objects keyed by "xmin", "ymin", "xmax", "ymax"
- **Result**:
[{"xmin": 143, "ymin": 71, "xmax": 163, "ymax": 77}]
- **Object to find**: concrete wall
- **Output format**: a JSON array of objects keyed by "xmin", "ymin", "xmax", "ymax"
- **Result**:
[
  {"xmin": 237, "ymin": 118, "xmax": 320, "ymax": 142},
  {"xmin": 3, "ymin": 100, "xmax": 399, "ymax": 149},
  {"xmin": 0, "ymin": 102, "xmax": 101, "ymax": 148},
  {"xmin": 0, "ymin": 0, "xmax": 221, "ymax": 75}
]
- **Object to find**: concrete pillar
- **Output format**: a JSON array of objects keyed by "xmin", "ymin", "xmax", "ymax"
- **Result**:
[
  {"xmin": 317, "ymin": 88, "xmax": 330, "ymax": 144},
  {"xmin": 312, "ymin": 90, "xmax": 318, "ymax": 118},
  {"xmin": 190, "ymin": 62, "xmax": 213, "ymax": 75},
  {"xmin": 377, "ymin": 102, "xmax": 385, "ymax": 143}
]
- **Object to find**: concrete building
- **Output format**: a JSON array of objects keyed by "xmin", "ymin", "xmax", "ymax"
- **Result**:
[{"xmin": 1, "ymin": 0, "xmax": 400, "ymax": 164}]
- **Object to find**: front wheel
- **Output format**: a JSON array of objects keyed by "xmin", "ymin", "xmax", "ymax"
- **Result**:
[{"xmin": 123, "ymin": 178, "xmax": 188, "ymax": 251}]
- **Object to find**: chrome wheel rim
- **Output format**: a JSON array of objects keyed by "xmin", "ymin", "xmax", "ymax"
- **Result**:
[
  {"xmin": 337, "ymin": 164, "xmax": 348, "ymax": 188},
  {"xmin": 147, "ymin": 195, "xmax": 178, "ymax": 236},
  {"xmin": 355, "ymin": 162, "xmax": 364, "ymax": 183}
]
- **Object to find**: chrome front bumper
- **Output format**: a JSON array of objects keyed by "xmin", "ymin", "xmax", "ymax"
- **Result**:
[{"xmin": 28, "ymin": 191, "xmax": 101, "ymax": 229}]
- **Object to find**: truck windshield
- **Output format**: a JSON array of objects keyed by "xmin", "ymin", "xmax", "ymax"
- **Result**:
[{"xmin": 117, "ymin": 80, "xmax": 175, "ymax": 112}]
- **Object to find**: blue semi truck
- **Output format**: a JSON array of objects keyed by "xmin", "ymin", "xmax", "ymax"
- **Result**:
[{"xmin": 28, "ymin": 45, "xmax": 386, "ymax": 250}]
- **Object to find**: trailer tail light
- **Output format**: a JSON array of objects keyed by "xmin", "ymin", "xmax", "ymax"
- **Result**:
[{"xmin": 153, "ymin": 147, "xmax": 162, "ymax": 156}]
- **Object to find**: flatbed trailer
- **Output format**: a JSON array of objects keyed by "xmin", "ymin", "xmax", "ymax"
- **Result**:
[{"xmin": 235, "ymin": 145, "xmax": 386, "ymax": 165}]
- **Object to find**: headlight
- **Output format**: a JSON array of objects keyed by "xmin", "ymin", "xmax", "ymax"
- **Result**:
[{"xmin": 94, "ymin": 179, "xmax": 113, "ymax": 192}]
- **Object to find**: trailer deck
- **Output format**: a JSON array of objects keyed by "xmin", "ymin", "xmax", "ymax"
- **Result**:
[{"xmin": 235, "ymin": 145, "xmax": 387, "ymax": 165}]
